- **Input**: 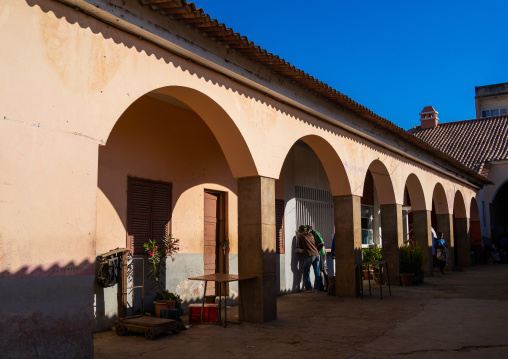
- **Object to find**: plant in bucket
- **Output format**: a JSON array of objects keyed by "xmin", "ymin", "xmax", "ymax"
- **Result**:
[
  {"xmin": 144, "ymin": 234, "xmax": 180, "ymax": 317},
  {"xmin": 155, "ymin": 290, "xmax": 183, "ymax": 316},
  {"xmin": 399, "ymin": 241, "xmax": 423, "ymax": 286},
  {"xmin": 362, "ymin": 246, "xmax": 382, "ymax": 280}
]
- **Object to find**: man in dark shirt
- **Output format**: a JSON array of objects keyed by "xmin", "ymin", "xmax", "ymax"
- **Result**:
[{"xmin": 297, "ymin": 225, "xmax": 321, "ymax": 292}]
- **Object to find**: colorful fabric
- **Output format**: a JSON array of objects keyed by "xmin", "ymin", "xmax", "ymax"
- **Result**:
[
  {"xmin": 297, "ymin": 231, "xmax": 319, "ymax": 257},
  {"xmin": 311, "ymin": 230, "xmax": 326, "ymax": 256}
]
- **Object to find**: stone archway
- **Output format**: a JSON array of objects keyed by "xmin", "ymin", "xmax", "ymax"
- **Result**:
[
  {"xmin": 404, "ymin": 174, "xmax": 433, "ymax": 276},
  {"xmin": 104, "ymin": 86, "xmax": 259, "ymax": 178},
  {"xmin": 364, "ymin": 160, "xmax": 399, "ymax": 285},
  {"xmin": 492, "ymin": 180, "xmax": 508, "ymax": 241},
  {"xmin": 432, "ymin": 183, "xmax": 452, "ymax": 271},
  {"xmin": 454, "ymin": 191, "xmax": 470, "ymax": 267},
  {"xmin": 275, "ymin": 135, "xmax": 355, "ymax": 297},
  {"xmin": 96, "ymin": 87, "xmax": 258, "ymax": 327}
]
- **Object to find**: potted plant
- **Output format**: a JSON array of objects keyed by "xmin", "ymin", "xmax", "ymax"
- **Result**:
[
  {"xmin": 362, "ymin": 246, "xmax": 382, "ymax": 280},
  {"xmin": 144, "ymin": 234, "xmax": 180, "ymax": 317},
  {"xmin": 155, "ymin": 290, "xmax": 183, "ymax": 315},
  {"xmin": 399, "ymin": 242, "xmax": 424, "ymax": 286}
]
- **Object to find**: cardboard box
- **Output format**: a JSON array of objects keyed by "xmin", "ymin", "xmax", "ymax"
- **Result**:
[{"xmin": 189, "ymin": 303, "xmax": 218, "ymax": 323}]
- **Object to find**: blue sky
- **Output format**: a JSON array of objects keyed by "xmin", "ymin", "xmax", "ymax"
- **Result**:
[{"xmin": 190, "ymin": 1, "xmax": 508, "ymax": 129}]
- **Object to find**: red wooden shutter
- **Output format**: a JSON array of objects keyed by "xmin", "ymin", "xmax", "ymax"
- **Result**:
[
  {"xmin": 128, "ymin": 179, "xmax": 151, "ymax": 254},
  {"xmin": 128, "ymin": 178, "xmax": 172, "ymax": 254},
  {"xmin": 151, "ymin": 183, "xmax": 171, "ymax": 246},
  {"xmin": 276, "ymin": 199, "xmax": 285, "ymax": 254}
]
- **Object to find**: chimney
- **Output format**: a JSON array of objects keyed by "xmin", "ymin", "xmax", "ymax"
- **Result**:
[{"xmin": 419, "ymin": 106, "xmax": 438, "ymax": 129}]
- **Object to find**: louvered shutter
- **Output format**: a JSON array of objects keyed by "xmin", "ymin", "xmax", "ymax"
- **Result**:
[
  {"xmin": 128, "ymin": 178, "xmax": 172, "ymax": 254},
  {"xmin": 275, "ymin": 199, "xmax": 285, "ymax": 254},
  {"xmin": 128, "ymin": 180, "xmax": 151, "ymax": 254},
  {"xmin": 151, "ymin": 183, "xmax": 171, "ymax": 247}
]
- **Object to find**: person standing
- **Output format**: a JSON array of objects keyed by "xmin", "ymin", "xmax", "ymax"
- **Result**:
[
  {"xmin": 308, "ymin": 225, "xmax": 328, "ymax": 292},
  {"xmin": 297, "ymin": 225, "xmax": 321, "ymax": 292},
  {"xmin": 435, "ymin": 232, "xmax": 447, "ymax": 274}
]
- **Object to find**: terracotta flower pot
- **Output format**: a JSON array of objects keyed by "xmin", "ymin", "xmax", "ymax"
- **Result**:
[
  {"xmin": 362, "ymin": 269, "xmax": 374, "ymax": 280},
  {"xmin": 154, "ymin": 300, "xmax": 175, "ymax": 318},
  {"xmin": 400, "ymin": 273, "xmax": 415, "ymax": 287}
]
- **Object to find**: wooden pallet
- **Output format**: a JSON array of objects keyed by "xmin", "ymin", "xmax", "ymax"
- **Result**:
[{"xmin": 115, "ymin": 316, "xmax": 180, "ymax": 340}]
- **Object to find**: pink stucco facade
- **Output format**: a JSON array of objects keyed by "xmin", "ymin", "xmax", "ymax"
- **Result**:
[{"xmin": 0, "ymin": 1, "xmax": 488, "ymax": 357}]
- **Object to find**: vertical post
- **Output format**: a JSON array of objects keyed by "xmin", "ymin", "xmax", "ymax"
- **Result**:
[
  {"xmin": 237, "ymin": 176, "xmax": 277, "ymax": 322},
  {"xmin": 116, "ymin": 253, "xmax": 128, "ymax": 318},
  {"xmin": 455, "ymin": 217, "xmax": 470, "ymax": 267},
  {"xmin": 412, "ymin": 210, "xmax": 433, "ymax": 277},
  {"xmin": 437, "ymin": 213, "xmax": 454, "ymax": 270},
  {"xmin": 333, "ymin": 195, "xmax": 362, "ymax": 297},
  {"xmin": 380, "ymin": 204, "xmax": 404, "ymax": 285}
]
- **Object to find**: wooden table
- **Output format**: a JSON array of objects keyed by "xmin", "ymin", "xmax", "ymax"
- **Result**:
[
  {"xmin": 359, "ymin": 261, "xmax": 391, "ymax": 299},
  {"xmin": 188, "ymin": 273, "xmax": 256, "ymax": 327}
]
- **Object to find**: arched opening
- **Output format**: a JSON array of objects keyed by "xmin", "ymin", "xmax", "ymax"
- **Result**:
[
  {"xmin": 491, "ymin": 180, "xmax": 508, "ymax": 243},
  {"xmin": 431, "ymin": 183, "xmax": 451, "ymax": 272},
  {"xmin": 363, "ymin": 160, "xmax": 398, "ymax": 284},
  {"xmin": 275, "ymin": 136, "xmax": 350, "ymax": 295},
  {"xmin": 453, "ymin": 191, "xmax": 469, "ymax": 267},
  {"xmin": 403, "ymin": 174, "xmax": 432, "ymax": 276},
  {"xmin": 95, "ymin": 88, "xmax": 255, "ymax": 330},
  {"xmin": 402, "ymin": 174, "xmax": 427, "ymax": 243},
  {"xmin": 470, "ymin": 197, "xmax": 483, "ymax": 264}
]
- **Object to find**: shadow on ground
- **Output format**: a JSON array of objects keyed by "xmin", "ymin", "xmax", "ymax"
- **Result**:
[{"xmin": 95, "ymin": 265, "xmax": 508, "ymax": 359}]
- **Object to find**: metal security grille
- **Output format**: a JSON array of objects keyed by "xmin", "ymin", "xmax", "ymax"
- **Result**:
[{"xmin": 295, "ymin": 185, "xmax": 334, "ymax": 247}]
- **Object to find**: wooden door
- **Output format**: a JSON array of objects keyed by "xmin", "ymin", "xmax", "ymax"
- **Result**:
[{"xmin": 204, "ymin": 191, "xmax": 228, "ymax": 296}]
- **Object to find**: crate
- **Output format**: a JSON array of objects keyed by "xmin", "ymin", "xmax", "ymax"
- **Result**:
[{"xmin": 188, "ymin": 303, "xmax": 218, "ymax": 323}]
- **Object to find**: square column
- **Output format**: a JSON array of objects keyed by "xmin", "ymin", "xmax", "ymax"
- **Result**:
[
  {"xmin": 380, "ymin": 204, "xmax": 404, "ymax": 285},
  {"xmin": 437, "ymin": 213, "xmax": 454, "ymax": 270},
  {"xmin": 455, "ymin": 217, "xmax": 471, "ymax": 267},
  {"xmin": 237, "ymin": 176, "xmax": 277, "ymax": 322},
  {"xmin": 412, "ymin": 210, "xmax": 433, "ymax": 277},
  {"xmin": 333, "ymin": 195, "xmax": 362, "ymax": 297}
]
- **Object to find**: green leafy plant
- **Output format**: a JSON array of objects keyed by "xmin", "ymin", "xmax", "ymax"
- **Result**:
[
  {"xmin": 144, "ymin": 234, "xmax": 180, "ymax": 295},
  {"xmin": 362, "ymin": 246, "xmax": 382, "ymax": 270},
  {"xmin": 155, "ymin": 290, "xmax": 183, "ymax": 304},
  {"xmin": 399, "ymin": 242, "xmax": 424, "ymax": 275}
]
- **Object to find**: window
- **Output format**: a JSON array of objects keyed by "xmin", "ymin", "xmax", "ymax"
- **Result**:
[
  {"xmin": 491, "ymin": 109, "xmax": 500, "ymax": 116},
  {"xmin": 127, "ymin": 178, "xmax": 172, "ymax": 254},
  {"xmin": 361, "ymin": 205, "xmax": 374, "ymax": 245},
  {"xmin": 481, "ymin": 110, "xmax": 490, "ymax": 117},
  {"xmin": 295, "ymin": 186, "xmax": 334, "ymax": 248},
  {"xmin": 501, "ymin": 108, "xmax": 508, "ymax": 115}
]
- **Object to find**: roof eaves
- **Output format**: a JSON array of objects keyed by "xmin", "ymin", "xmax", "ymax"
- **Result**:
[{"xmin": 140, "ymin": 0, "xmax": 491, "ymax": 186}]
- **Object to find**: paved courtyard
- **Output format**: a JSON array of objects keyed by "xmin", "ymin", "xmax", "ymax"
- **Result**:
[{"xmin": 94, "ymin": 265, "xmax": 508, "ymax": 358}]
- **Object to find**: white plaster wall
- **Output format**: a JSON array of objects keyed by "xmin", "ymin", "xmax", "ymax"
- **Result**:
[
  {"xmin": 477, "ymin": 96, "xmax": 508, "ymax": 115},
  {"xmin": 280, "ymin": 143, "xmax": 332, "ymax": 293}
]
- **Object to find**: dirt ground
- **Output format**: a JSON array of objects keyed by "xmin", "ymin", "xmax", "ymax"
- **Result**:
[{"xmin": 94, "ymin": 265, "xmax": 508, "ymax": 358}]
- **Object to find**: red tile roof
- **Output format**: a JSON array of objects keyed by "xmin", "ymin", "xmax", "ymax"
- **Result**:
[
  {"xmin": 408, "ymin": 116, "xmax": 508, "ymax": 176},
  {"xmin": 139, "ymin": 0, "xmax": 489, "ymax": 185}
]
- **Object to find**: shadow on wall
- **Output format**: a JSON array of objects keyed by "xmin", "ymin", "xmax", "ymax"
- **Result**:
[
  {"xmin": 290, "ymin": 235, "xmax": 303, "ymax": 292},
  {"xmin": 25, "ymin": 0, "xmax": 366, "ymax": 138},
  {"xmin": 0, "ymin": 260, "xmax": 95, "ymax": 359}
]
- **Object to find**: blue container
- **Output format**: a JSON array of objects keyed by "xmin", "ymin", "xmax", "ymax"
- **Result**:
[{"xmin": 160, "ymin": 309, "xmax": 180, "ymax": 321}]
